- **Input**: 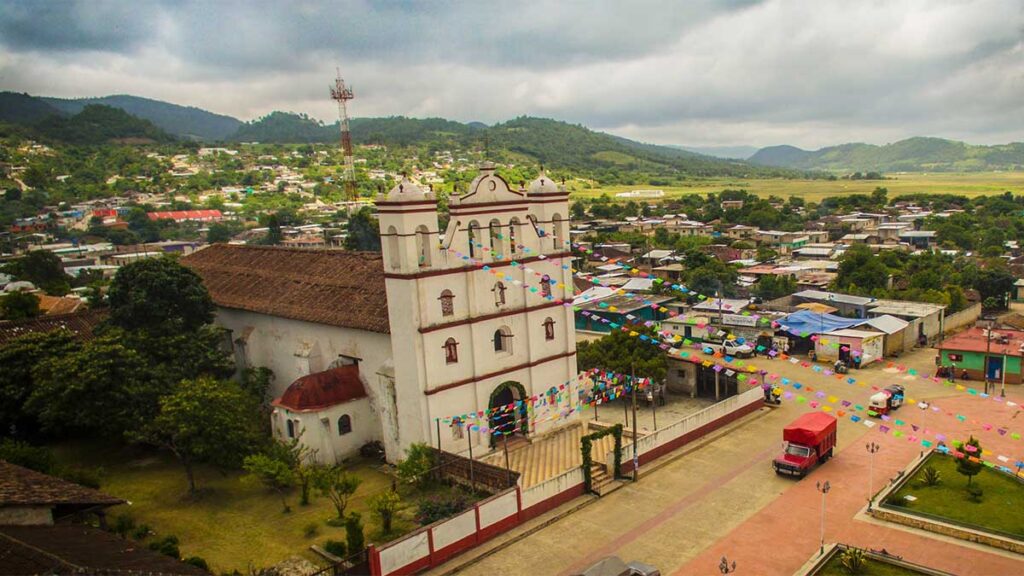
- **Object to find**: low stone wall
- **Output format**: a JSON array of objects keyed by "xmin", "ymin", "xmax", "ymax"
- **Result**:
[
  {"xmin": 872, "ymin": 450, "xmax": 1024, "ymax": 555},
  {"xmin": 794, "ymin": 543, "xmax": 954, "ymax": 576}
]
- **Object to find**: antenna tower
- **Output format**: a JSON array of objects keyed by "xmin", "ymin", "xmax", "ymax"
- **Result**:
[{"xmin": 330, "ymin": 69, "xmax": 357, "ymax": 201}]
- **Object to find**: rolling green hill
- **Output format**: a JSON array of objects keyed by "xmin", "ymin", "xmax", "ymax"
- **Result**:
[
  {"xmin": 31, "ymin": 105, "xmax": 175, "ymax": 145},
  {"xmin": 231, "ymin": 112, "xmax": 796, "ymax": 178},
  {"xmin": 750, "ymin": 137, "xmax": 1024, "ymax": 172},
  {"xmin": 40, "ymin": 94, "xmax": 242, "ymax": 141},
  {"xmin": 0, "ymin": 92, "xmax": 65, "ymax": 124}
]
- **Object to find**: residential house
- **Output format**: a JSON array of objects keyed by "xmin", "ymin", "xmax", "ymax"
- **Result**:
[{"xmin": 937, "ymin": 327, "xmax": 1024, "ymax": 384}]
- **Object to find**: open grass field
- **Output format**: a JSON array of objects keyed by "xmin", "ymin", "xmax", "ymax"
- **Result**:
[
  {"xmin": 570, "ymin": 171, "xmax": 1024, "ymax": 203},
  {"xmin": 51, "ymin": 441, "xmax": 443, "ymax": 573},
  {"xmin": 889, "ymin": 452, "xmax": 1024, "ymax": 539}
]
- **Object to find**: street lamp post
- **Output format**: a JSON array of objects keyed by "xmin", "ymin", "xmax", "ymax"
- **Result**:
[
  {"xmin": 816, "ymin": 480, "xmax": 831, "ymax": 556},
  {"xmin": 865, "ymin": 442, "xmax": 880, "ymax": 510},
  {"xmin": 718, "ymin": 556, "xmax": 737, "ymax": 574}
]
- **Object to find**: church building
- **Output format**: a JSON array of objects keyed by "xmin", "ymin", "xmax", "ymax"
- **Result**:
[{"xmin": 183, "ymin": 164, "xmax": 578, "ymax": 463}]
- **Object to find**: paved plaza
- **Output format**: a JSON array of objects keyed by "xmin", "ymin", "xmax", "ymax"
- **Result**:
[{"xmin": 435, "ymin": 345, "xmax": 1024, "ymax": 576}]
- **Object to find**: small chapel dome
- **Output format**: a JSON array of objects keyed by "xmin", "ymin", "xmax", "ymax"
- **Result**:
[
  {"xmin": 381, "ymin": 176, "xmax": 432, "ymax": 202},
  {"xmin": 527, "ymin": 170, "xmax": 561, "ymax": 195}
]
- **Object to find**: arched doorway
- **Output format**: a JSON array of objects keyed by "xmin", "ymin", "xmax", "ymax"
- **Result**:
[{"xmin": 488, "ymin": 381, "xmax": 528, "ymax": 446}]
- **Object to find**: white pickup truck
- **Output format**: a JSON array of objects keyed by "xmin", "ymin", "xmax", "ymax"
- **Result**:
[{"xmin": 703, "ymin": 338, "xmax": 754, "ymax": 358}]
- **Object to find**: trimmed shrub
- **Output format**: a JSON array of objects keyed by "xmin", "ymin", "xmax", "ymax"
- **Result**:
[
  {"xmin": 147, "ymin": 535, "xmax": 180, "ymax": 559},
  {"xmin": 183, "ymin": 556, "xmax": 209, "ymax": 570},
  {"xmin": 303, "ymin": 521, "xmax": 320, "ymax": 538},
  {"xmin": 967, "ymin": 485, "xmax": 984, "ymax": 503},
  {"xmin": 415, "ymin": 492, "xmax": 469, "ymax": 525},
  {"xmin": 346, "ymin": 512, "xmax": 365, "ymax": 554},
  {"xmin": 323, "ymin": 539, "xmax": 347, "ymax": 558}
]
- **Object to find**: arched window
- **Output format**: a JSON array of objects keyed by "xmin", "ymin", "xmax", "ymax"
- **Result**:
[
  {"xmin": 439, "ymin": 290, "xmax": 455, "ymax": 317},
  {"xmin": 508, "ymin": 218, "xmax": 519, "ymax": 255},
  {"xmin": 543, "ymin": 317, "xmax": 556, "ymax": 341},
  {"xmin": 493, "ymin": 281, "xmax": 507, "ymax": 307},
  {"xmin": 489, "ymin": 219, "xmax": 505, "ymax": 258},
  {"xmin": 444, "ymin": 338, "xmax": 459, "ymax": 364},
  {"xmin": 416, "ymin": 225, "xmax": 431, "ymax": 267},
  {"xmin": 286, "ymin": 419, "xmax": 295, "ymax": 438},
  {"xmin": 468, "ymin": 221, "xmax": 481, "ymax": 258},
  {"xmin": 338, "ymin": 415, "xmax": 352, "ymax": 435},
  {"xmin": 541, "ymin": 275, "xmax": 552, "ymax": 298},
  {"xmin": 552, "ymin": 213, "xmax": 564, "ymax": 251},
  {"xmin": 385, "ymin": 226, "xmax": 400, "ymax": 270},
  {"xmin": 494, "ymin": 326, "xmax": 512, "ymax": 353}
]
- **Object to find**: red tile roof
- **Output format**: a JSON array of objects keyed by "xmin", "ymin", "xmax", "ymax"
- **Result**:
[
  {"xmin": 0, "ymin": 461, "xmax": 123, "ymax": 508},
  {"xmin": 0, "ymin": 525, "xmax": 208, "ymax": 575},
  {"xmin": 936, "ymin": 326, "xmax": 1024, "ymax": 357},
  {"xmin": 181, "ymin": 244, "xmax": 390, "ymax": 334},
  {"xmin": 0, "ymin": 308, "xmax": 109, "ymax": 346},
  {"xmin": 146, "ymin": 209, "xmax": 223, "ymax": 222},
  {"xmin": 272, "ymin": 365, "xmax": 367, "ymax": 411}
]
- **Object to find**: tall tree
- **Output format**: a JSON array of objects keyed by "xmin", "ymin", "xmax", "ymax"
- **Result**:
[
  {"xmin": 0, "ymin": 291, "xmax": 41, "ymax": 320},
  {"xmin": 142, "ymin": 377, "xmax": 261, "ymax": 494},
  {"xmin": 577, "ymin": 326, "xmax": 666, "ymax": 381},
  {"xmin": 28, "ymin": 334, "xmax": 155, "ymax": 437},
  {"xmin": 344, "ymin": 206, "xmax": 382, "ymax": 251},
  {"xmin": 0, "ymin": 331, "xmax": 80, "ymax": 436},
  {"xmin": 107, "ymin": 257, "xmax": 215, "ymax": 334},
  {"xmin": 13, "ymin": 250, "xmax": 71, "ymax": 295}
]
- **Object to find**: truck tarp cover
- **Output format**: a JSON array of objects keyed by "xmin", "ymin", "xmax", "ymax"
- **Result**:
[{"xmin": 783, "ymin": 412, "xmax": 837, "ymax": 446}]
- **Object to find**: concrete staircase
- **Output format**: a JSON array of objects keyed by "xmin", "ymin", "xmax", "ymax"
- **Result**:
[{"xmin": 480, "ymin": 424, "xmax": 619, "ymax": 488}]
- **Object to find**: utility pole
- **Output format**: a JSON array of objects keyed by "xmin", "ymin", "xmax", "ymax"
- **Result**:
[
  {"xmin": 631, "ymin": 363, "xmax": 639, "ymax": 482},
  {"xmin": 467, "ymin": 431, "xmax": 475, "ymax": 487},
  {"xmin": 866, "ymin": 442, "xmax": 880, "ymax": 511},
  {"xmin": 651, "ymin": 378, "xmax": 658, "ymax": 430}
]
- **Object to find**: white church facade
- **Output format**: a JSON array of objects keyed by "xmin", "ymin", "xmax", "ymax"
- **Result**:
[{"xmin": 183, "ymin": 164, "xmax": 579, "ymax": 463}]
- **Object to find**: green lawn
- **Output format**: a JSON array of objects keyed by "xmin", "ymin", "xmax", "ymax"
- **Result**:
[
  {"xmin": 889, "ymin": 453, "xmax": 1024, "ymax": 539},
  {"xmin": 51, "ymin": 441, "xmax": 461, "ymax": 573},
  {"xmin": 815, "ymin": 552, "xmax": 927, "ymax": 575},
  {"xmin": 569, "ymin": 171, "xmax": 1024, "ymax": 203}
]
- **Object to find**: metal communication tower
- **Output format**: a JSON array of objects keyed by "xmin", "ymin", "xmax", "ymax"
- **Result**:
[{"xmin": 330, "ymin": 69, "xmax": 357, "ymax": 200}]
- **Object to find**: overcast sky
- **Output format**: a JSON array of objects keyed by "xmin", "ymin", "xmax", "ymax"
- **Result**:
[{"xmin": 1, "ymin": 0, "xmax": 1022, "ymax": 149}]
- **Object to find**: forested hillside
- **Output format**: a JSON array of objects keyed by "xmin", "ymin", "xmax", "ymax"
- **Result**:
[
  {"xmin": 750, "ymin": 137, "xmax": 1024, "ymax": 172},
  {"xmin": 42, "ymin": 94, "xmax": 242, "ymax": 141}
]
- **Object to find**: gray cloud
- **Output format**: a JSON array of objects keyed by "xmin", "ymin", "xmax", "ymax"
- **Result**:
[{"xmin": 0, "ymin": 0, "xmax": 1021, "ymax": 148}]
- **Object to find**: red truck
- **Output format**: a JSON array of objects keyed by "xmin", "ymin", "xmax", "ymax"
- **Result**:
[{"xmin": 772, "ymin": 412, "xmax": 837, "ymax": 478}]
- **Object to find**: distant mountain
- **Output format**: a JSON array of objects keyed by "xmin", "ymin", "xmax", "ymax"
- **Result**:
[
  {"xmin": 749, "ymin": 137, "xmax": 1024, "ymax": 172},
  {"xmin": 31, "ymin": 104, "xmax": 175, "ymax": 145},
  {"xmin": 40, "ymin": 94, "xmax": 242, "ymax": 141},
  {"xmin": 676, "ymin": 145, "xmax": 760, "ymax": 160},
  {"xmin": 0, "ymin": 92, "xmax": 65, "ymax": 124}
]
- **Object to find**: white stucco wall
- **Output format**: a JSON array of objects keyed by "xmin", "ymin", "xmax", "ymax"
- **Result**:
[{"xmin": 272, "ymin": 396, "xmax": 376, "ymax": 464}]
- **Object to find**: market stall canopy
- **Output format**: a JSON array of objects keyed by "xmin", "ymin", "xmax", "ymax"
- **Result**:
[{"xmin": 778, "ymin": 309, "xmax": 864, "ymax": 336}]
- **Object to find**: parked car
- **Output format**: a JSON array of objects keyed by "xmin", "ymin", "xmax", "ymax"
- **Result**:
[
  {"xmin": 869, "ymin": 385, "xmax": 905, "ymax": 416},
  {"xmin": 703, "ymin": 338, "xmax": 753, "ymax": 358}
]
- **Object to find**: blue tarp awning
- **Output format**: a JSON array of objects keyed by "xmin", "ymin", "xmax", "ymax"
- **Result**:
[{"xmin": 778, "ymin": 310, "xmax": 864, "ymax": 336}]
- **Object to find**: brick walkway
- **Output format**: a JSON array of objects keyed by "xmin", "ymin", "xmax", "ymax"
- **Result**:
[{"xmin": 451, "ymin": 346, "xmax": 1024, "ymax": 576}]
